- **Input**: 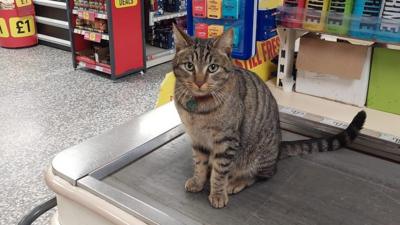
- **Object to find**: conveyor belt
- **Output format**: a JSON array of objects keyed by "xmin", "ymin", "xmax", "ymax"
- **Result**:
[{"xmin": 99, "ymin": 131, "xmax": 400, "ymax": 225}]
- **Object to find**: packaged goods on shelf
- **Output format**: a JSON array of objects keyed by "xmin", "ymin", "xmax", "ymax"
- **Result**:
[
  {"xmin": 192, "ymin": 0, "xmax": 206, "ymax": 18},
  {"xmin": 147, "ymin": 17, "xmax": 186, "ymax": 49},
  {"xmin": 74, "ymin": 0, "xmax": 107, "ymax": 12},
  {"xmin": 164, "ymin": 0, "xmax": 186, "ymax": 12},
  {"xmin": 281, "ymin": 0, "xmax": 306, "ymax": 28},
  {"xmin": 350, "ymin": 0, "xmax": 382, "ymax": 39},
  {"xmin": 188, "ymin": 0, "xmax": 258, "ymax": 59},
  {"xmin": 277, "ymin": 3, "xmax": 400, "ymax": 43},
  {"xmin": 257, "ymin": 8, "xmax": 278, "ymax": 41},
  {"xmin": 148, "ymin": 27, "xmax": 174, "ymax": 49},
  {"xmin": 150, "ymin": 0, "xmax": 165, "ymax": 15},
  {"xmin": 76, "ymin": 42, "xmax": 110, "ymax": 65},
  {"xmin": 76, "ymin": 18, "xmax": 107, "ymax": 33},
  {"xmin": 376, "ymin": 0, "xmax": 400, "ymax": 43},
  {"xmin": 326, "ymin": 0, "xmax": 354, "ymax": 35},
  {"xmin": 302, "ymin": 0, "xmax": 330, "ymax": 31}
]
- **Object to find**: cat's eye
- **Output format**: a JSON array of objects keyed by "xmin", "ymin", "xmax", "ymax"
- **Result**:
[
  {"xmin": 208, "ymin": 64, "xmax": 219, "ymax": 73},
  {"xmin": 184, "ymin": 62, "xmax": 194, "ymax": 71}
]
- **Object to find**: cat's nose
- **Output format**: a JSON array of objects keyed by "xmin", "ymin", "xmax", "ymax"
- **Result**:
[{"xmin": 195, "ymin": 81, "xmax": 205, "ymax": 88}]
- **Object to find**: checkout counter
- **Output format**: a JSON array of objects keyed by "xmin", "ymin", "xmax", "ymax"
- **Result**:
[{"xmin": 45, "ymin": 103, "xmax": 400, "ymax": 225}]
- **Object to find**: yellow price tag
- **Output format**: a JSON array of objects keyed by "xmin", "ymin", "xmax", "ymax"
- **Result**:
[
  {"xmin": 0, "ymin": 18, "xmax": 9, "ymax": 38},
  {"xmin": 9, "ymin": 16, "xmax": 35, "ymax": 38},
  {"xmin": 89, "ymin": 32, "xmax": 96, "ymax": 41},
  {"xmin": 115, "ymin": 0, "xmax": 137, "ymax": 8},
  {"xmin": 15, "ymin": 0, "xmax": 32, "ymax": 7},
  {"xmin": 83, "ymin": 11, "xmax": 90, "ymax": 20}
]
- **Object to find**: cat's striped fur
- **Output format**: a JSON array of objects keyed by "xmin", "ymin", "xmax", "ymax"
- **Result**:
[{"xmin": 172, "ymin": 25, "xmax": 366, "ymax": 208}]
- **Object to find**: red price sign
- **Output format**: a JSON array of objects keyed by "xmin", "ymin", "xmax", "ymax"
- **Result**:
[{"xmin": 84, "ymin": 31, "xmax": 101, "ymax": 43}]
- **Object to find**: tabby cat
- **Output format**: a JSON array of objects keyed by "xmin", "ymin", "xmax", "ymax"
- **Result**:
[{"xmin": 172, "ymin": 25, "xmax": 366, "ymax": 208}]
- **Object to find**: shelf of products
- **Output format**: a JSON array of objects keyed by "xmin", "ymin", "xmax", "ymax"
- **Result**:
[
  {"xmin": 72, "ymin": 9, "xmax": 108, "ymax": 20},
  {"xmin": 145, "ymin": 0, "xmax": 188, "ymax": 68},
  {"xmin": 67, "ymin": 0, "xmax": 146, "ymax": 79},
  {"xmin": 277, "ymin": 26, "xmax": 400, "ymax": 49},
  {"xmin": 149, "ymin": 10, "xmax": 187, "ymax": 26},
  {"xmin": 276, "ymin": 2, "xmax": 400, "ymax": 43},
  {"xmin": 73, "ymin": 28, "xmax": 109, "ymax": 41}
]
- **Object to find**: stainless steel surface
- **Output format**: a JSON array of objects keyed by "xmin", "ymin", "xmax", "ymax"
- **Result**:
[
  {"xmin": 90, "ymin": 125, "xmax": 185, "ymax": 180},
  {"xmin": 51, "ymin": 103, "xmax": 181, "ymax": 185},
  {"xmin": 79, "ymin": 176, "xmax": 201, "ymax": 225}
]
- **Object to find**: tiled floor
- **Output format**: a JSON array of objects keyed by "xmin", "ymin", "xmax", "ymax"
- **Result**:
[{"xmin": 0, "ymin": 45, "xmax": 170, "ymax": 225}]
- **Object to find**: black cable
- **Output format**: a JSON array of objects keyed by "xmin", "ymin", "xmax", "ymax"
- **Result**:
[{"xmin": 18, "ymin": 197, "xmax": 57, "ymax": 225}]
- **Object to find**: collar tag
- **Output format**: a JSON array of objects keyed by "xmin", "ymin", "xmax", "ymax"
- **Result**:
[{"xmin": 186, "ymin": 98, "xmax": 198, "ymax": 112}]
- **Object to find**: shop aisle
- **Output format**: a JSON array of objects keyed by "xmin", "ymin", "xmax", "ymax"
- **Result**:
[{"xmin": 0, "ymin": 45, "xmax": 169, "ymax": 225}]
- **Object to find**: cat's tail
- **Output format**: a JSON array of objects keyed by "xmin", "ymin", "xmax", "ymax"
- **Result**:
[{"xmin": 279, "ymin": 111, "xmax": 366, "ymax": 160}]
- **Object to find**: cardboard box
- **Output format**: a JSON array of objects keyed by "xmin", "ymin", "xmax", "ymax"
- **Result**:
[
  {"xmin": 295, "ymin": 35, "xmax": 371, "ymax": 107},
  {"xmin": 367, "ymin": 48, "xmax": 400, "ymax": 115}
]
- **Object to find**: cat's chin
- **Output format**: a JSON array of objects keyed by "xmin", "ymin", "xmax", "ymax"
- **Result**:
[{"xmin": 190, "ymin": 90, "xmax": 211, "ymax": 97}]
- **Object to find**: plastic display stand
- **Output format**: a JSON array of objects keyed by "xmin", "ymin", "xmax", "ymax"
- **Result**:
[
  {"xmin": 186, "ymin": 0, "xmax": 258, "ymax": 60},
  {"xmin": 0, "ymin": 0, "xmax": 38, "ymax": 48},
  {"xmin": 67, "ymin": 0, "xmax": 146, "ymax": 79}
]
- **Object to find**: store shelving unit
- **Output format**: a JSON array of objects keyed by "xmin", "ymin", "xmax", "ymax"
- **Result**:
[
  {"xmin": 146, "ymin": 44, "xmax": 175, "ymax": 68},
  {"xmin": 65, "ymin": 0, "xmax": 186, "ymax": 76},
  {"xmin": 273, "ymin": 25, "xmax": 400, "ymax": 161},
  {"xmin": 33, "ymin": 0, "xmax": 71, "ymax": 50},
  {"xmin": 145, "ymin": 10, "xmax": 186, "ymax": 68},
  {"xmin": 66, "ymin": 0, "xmax": 146, "ymax": 79}
]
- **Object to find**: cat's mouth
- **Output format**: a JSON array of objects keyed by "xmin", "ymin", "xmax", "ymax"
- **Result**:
[{"xmin": 190, "ymin": 88, "xmax": 212, "ymax": 97}]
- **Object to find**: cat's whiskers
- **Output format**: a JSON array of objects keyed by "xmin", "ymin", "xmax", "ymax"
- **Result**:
[{"xmin": 175, "ymin": 86, "xmax": 189, "ymax": 104}]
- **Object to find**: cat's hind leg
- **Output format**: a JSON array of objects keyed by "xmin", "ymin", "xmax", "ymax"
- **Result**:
[
  {"xmin": 227, "ymin": 176, "xmax": 255, "ymax": 194},
  {"xmin": 256, "ymin": 163, "xmax": 277, "ymax": 180}
]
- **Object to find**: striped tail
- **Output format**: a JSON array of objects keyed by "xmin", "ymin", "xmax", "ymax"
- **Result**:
[{"xmin": 279, "ymin": 111, "xmax": 367, "ymax": 160}]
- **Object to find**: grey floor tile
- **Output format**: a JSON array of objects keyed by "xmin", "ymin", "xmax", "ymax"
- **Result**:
[{"xmin": 0, "ymin": 45, "xmax": 170, "ymax": 225}]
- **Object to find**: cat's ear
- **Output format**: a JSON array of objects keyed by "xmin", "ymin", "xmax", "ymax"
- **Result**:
[
  {"xmin": 172, "ymin": 23, "xmax": 194, "ymax": 52},
  {"xmin": 213, "ymin": 29, "xmax": 233, "ymax": 56}
]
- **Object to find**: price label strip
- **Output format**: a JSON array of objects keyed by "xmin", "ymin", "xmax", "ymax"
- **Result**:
[
  {"xmin": 379, "ymin": 133, "xmax": 400, "ymax": 145},
  {"xmin": 280, "ymin": 107, "xmax": 306, "ymax": 118},
  {"xmin": 15, "ymin": 0, "xmax": 32, "ymax": 7},
  {"xmin": 9, "ymin": 16, "xmax": 35, "ymax": 38},
  {"xmin": 320, "ymin": 118, "xmax": 348, "ymax": 129},
  {"xmin": 0, "ymin": 18, "xmax": 9, "ymax": 38}
]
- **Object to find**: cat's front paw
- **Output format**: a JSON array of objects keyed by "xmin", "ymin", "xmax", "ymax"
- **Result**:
[
  {"xmin": 185, "ymin": 177, "xmax": 204, "ymax": 193},
  {"xmin": 208, "ymin": 193, "xmax": 228, "ymax": 208}
]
